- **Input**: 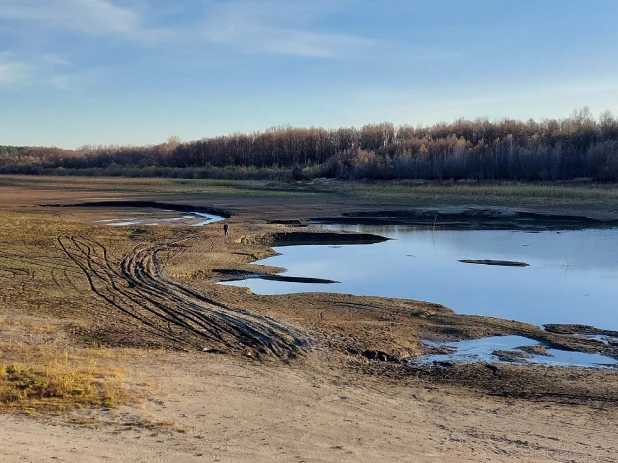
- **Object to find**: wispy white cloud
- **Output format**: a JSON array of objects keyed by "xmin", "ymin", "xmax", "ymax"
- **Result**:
[
  {"xmin": 0, "ymin": 0, "xmax": 379, "ymax": 93},
  {"xmin": 0, "ymin": 2, "xmax": 149, "ymax": 91},
  {"xmin": 0, "ymin": 61, "xmax": 32, "ymax": 86},
  {"xmin": 202, "ymin": 1, "xmax": 376, "ymax": 58},
  {"xmin": 0, "ymin": 51, "xmax": 91, "ymax": 90},
  {"xmin": 45, "ymin": 68, "xmax": 104, "ymax": 90},
  {"xmin": 0, "ymin": 0, "xmax": 161, "ymax": 42},
  {"xmin": 0, "ymin": 52, "xmax": 34, "ymax": 86},
  {"xmin": 42, "ymin": 53, "xmax": 74, "ymax": 66},
  {"xmin": 0, "ymin": 0, "xmax": 376, "ymax": 57}
]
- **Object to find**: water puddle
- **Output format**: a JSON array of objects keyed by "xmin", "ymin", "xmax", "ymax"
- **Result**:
[
  {"xmin": 94, "ymin": 210, "xmax": 224, "ymax": 227},
  {"xmin": 108, "ymin": 221, "xmax": 142, "ymax": 226},
  {"xmin": 192, "ymin": 212, "xmax": 218, "ymax": 227},
  {"xmin": 418, "ymin": 335, "xmax": 617, "ymax": 368}
]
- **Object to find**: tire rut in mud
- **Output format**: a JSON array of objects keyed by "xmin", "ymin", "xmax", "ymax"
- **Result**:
[
  {"xmin": 56, "ymin": 234, "xmax": 308, "ymax": 358},
  {"xmin": 0, "ymin": 252, "xmax": 42, "ymax": 293}
]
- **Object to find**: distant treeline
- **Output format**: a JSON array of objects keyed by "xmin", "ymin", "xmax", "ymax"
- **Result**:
[{"xmin": 3, "ymin": 108, "xmax": 618, "ymax": 181}]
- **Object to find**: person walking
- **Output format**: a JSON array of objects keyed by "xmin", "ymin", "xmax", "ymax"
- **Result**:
[{"xmin": 223, "ymin": 221, "xmax": 229, "ymax": 237}]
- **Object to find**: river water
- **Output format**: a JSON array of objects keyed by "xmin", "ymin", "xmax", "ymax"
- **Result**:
[{"xmin": 223, "ymin": 224, "xmax": 618, "ymax": 331}]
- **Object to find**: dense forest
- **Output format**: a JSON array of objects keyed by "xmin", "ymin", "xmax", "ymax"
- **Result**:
[{"xmin": 2, "ymin": 108, "xmax": 618, "ymax": 182}]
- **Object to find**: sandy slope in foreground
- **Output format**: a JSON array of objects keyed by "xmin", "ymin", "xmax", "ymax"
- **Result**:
[{"xmin": 1, "ymin": 352, "xmax": 616, "ymax": 463}]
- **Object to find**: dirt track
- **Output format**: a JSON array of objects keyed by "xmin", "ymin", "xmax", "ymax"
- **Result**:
[{"xmin": 53, "ymin": 232, "xmax": 308, "ymax": 358}]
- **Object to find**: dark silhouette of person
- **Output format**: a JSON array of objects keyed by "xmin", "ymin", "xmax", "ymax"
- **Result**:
[{"xmin": 223, "ymin": 222, "xmax": 229, "ymax": 236}]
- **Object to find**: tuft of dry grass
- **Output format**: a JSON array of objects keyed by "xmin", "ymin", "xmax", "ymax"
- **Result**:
[
  {"xmin": 0, "ymin": 352, "xmax": 133, "ymax": 414},
  {"xmin": 0, "ymin": 314, "xmax": 140, "ymax": 415}
]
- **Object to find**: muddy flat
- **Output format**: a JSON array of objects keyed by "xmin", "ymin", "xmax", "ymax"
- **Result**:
[{"xmin": 2, "ymin": 177, "xmax": 618, "ymax": 462}]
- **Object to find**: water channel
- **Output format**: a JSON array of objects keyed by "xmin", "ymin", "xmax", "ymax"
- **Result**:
[{"xmin": 94, "ymin": 210, "xmax": 224, "ymax": 227}]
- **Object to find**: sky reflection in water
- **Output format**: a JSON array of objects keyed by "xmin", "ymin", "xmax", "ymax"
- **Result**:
[
  {"xmin": 420, "ymin": 336, "xmax": 617, "ymax": 368},
  {"xmin": 223, "ymin": 225, "xmax": 618, "ymax": 330}
]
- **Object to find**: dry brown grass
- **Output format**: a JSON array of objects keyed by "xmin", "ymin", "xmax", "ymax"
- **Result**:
[
  {"xmin": 0, "ymin": 208, "xmax": 172, "ymax": 416},
  {"xmin": 1, "ymin": 363, "xmax": 116, "ymax": 414},
  {"xmin": 0, "ymin": 345, "xmax": 136, "ymax": 414},
  {"xmin": 0, "ymin": 318, "xmax": 57, "ymax": 334},
  {"xmin": 0, "ymin": 314, "xmax": 140, "ymax": 415}
]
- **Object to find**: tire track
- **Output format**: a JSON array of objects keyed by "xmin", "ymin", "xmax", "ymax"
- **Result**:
[
  {"xmin": 56, "ymin": 233, "xmax": 308, "ymax": 358},
  {"xmin": 57, "ymin": 236, "xmax": 193, "ymax": 348},
  {"xmin": 0, "ymin": 261, "xmax": 35, "ymax": 292}
]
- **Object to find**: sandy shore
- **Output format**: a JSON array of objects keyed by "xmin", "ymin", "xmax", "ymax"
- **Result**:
[{"xmin": 2, "ymin": 352, "xmax": 617, "ymax": 463}]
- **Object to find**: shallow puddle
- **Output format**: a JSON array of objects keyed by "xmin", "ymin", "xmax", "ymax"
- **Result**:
[
  {"xmin": 418, "ymin": 335, "xmax": 617, "ymax": 368},
  {"xmin": 94, "ymin": 210, "xmax": 223, "ymax": 227}
]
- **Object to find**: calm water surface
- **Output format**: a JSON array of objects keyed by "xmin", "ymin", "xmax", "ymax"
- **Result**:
[{"xmin": 223, "ymin": 225, "xmax": 618, "ymax": 330}]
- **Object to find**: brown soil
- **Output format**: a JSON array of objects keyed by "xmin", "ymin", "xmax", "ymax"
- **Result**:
[
  {"xmin": 492, "ymin": 349, "xmax": 530, "ymax": 362},
  {"xmin": 518, "ymin": 344, "xmax": 552, "ymax": 356},
  {"xmin": 544, "ymin": 324, "xmax": 618, "ymax": 337},
  {"xmin": 2, "ymin": 178, "xmax": 618, "ymax": 461}
]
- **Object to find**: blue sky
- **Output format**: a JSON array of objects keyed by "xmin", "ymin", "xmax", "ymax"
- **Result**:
[{"xmin": 1, "ymin": 0, "xmax": 618, "ymax": 148}]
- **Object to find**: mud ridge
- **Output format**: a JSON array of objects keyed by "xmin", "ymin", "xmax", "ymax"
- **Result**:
[
  {"xmin": 544, "ymin": 324, "xmax": 618, "ymax": 337},
  {"xmin": 41, "ymin": 201, "xmax": 231, "ymax": 218},
  {"xmin": 459, "ymin": 259, "xmax": 530, "ymax": 267},
  {"xmin": 237, "ymin": 231, "xmax": 390, "ymax": 246},
  {"xmin": 312, "ymin": 207, "xmax": 618, "ymax": 230},
  {"xmin": 213, "ymin": 269, "xmax": 339, "ymax": 284}
]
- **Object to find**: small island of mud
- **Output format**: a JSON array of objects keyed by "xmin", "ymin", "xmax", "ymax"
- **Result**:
[{"xmin": 458, "ymin": 259, "xmax": 530, "ymax": 267}]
